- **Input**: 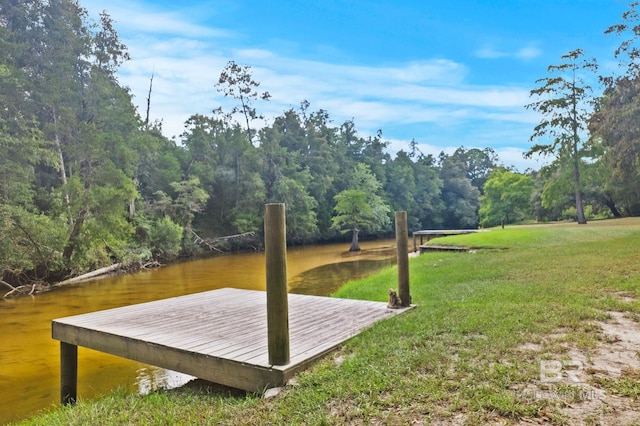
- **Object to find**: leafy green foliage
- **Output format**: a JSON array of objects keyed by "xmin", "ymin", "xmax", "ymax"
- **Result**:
[
  {"xmin": 604, "ymin": 1, "xmax": 640, "ymax": 83},
  {"xmin": 479, "ymin": 168, "xmax": 535, "ymax": 227},
  {"xmin": 450, "ymin": 146, "xmax": 498, "ymax": 194},
  {"xmin": 0, "ymin": 205, "xmax": 67, "ymax": 277},
  {"xmin": 149, "ymin": 216, "xmax": 184, "ymax": 259},
  {"xmin": 526, "ymin": 49, "xmax": 597, "ymax": 224},
  {"xmin": 170, "ymin": 177, "xmax": 209, "ymax": 228},
  {"xmin": 332, "ymin": 189, "xmax": 370, "ymax": 232},
  {"xmin": 331, "ymin": 164, "xmax": 390, "ymax": 251},
  {"xmin": 440, "ymin": 155, "xmax": 480, "ymax": 228},
  {"xmin": 589, "ymin": 77, "xmax": 640, "ymax": 215}
]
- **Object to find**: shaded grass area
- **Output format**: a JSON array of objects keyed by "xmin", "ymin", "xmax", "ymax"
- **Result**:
[{"xmin": 17, "ymin": 218, "xmax": 640, "ymax": 425}]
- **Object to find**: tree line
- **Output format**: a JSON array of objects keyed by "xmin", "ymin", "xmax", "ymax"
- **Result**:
[{"xmin": 1, "ymin": 0, "xmax": 639, "ymax": 289}]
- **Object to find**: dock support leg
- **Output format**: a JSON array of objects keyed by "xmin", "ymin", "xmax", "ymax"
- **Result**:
[
  {"xmin": 395, "ymin": 211, "xmax": 411, "ymax": 307},
  {"xmin": 60, "ymin": 342, "xmax": 77, "ymax": 405},
  {"xmin": 265, "ymin": 203, "xmax": 290, "ymax": 366}
]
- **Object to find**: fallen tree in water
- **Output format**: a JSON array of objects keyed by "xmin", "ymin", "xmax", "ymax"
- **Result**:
[
  {"xmin": 52, "ymin": 263, "xmax": 123, "ymax": 288},
  {"xmin": 2, "ymin": 231, "xmax": 258, "ymax": 299},
  {"xmin": 2, "ymin": 280, "xmax": 43, "ymax": 298},
  {"xmin": 2, "ymin": 263, "xmax": 127, "ymax": 298},
  {"xmin": 191, "ymin": 230, "xmax": 257, "ymax": 251}
]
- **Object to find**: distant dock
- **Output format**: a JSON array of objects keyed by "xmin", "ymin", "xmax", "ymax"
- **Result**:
[{"xmin": 412, "ymin": 229, "xmax": 479, "ymax": 252}]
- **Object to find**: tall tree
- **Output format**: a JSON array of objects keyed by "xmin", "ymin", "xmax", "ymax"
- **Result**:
[
  {"xmin": 299, "ymin": 107, "xmax": 340, "ymax": 237},
  {"xmin": 331, "ymin": 164, "xmax": 390, "ymax": 251},
  {"xmin": 215, "ymin": 60, "xmax": 271, "ymax": 144},
  {"xmin": 525, "ymin": 49, "xmax": 597, "ymax": 225}
]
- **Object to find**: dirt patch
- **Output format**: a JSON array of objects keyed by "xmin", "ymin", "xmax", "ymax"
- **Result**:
[
  {"xmin": 612, "ymin": 291, "xmax": 637, "ymax": 304},
  {"xmin": 518, "ymin": 311, "xmax": 640, "ymax": 425},
  {"xmin": 584, "ymin": 312, "xmax": 640, "ymax": 378}
]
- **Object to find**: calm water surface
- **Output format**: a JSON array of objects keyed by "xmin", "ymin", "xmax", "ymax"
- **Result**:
[{"xmin": 1, "ymin": 239, "xmax": 399, "ymax": 424}]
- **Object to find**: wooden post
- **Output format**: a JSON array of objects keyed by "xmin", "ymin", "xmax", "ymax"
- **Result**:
[
  {"xmin": 395, "ymin": 211, "xmax": 411, "ymax": 307},
  {"xmin": 60, "ymin": 342, "xmax": 77, "ymax": 405},
  {"xmin": 264, "ymin": 203, "xmax": 290, "ymax": 365}
]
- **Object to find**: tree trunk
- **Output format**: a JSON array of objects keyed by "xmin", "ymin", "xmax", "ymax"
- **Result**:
[
  {"xmin": 54, "ymin": 263, "xmax": 122, "ymax": 287},
  {"xmin": 52, "ymin": 108, "xmax": 72, "ymax": 225},
  {"xmin": 571, "ymin": 144, "xmax": 587, "ymax": 225},
  {"xmin": 145, "ymin": 72, "xmax": 154, "ymax": 129},
  {"xmin": 604, "ymin": 196, "xmax": 622, "ymax": 218},
  {"xmin": 349, "ymin": 227, "xmax": 361, "ymax": 252},
  {"xmin": 52, "ymin": 109, "xmax": 68, "ymax": 187},
  {"xmin": 62, "ymin": 209, "xmax": 87, "ymax": 267},
  {"xmin": 129, "ymin": 176, "xmax": 137, "ymax": 219},
  {"xmin": 575, "ymin": 189, "xmax": 587, "ymax": 224}
]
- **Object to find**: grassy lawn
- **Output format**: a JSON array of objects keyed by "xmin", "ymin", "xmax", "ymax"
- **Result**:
[{"xmin": 18, "ymin": 218, "xmax": 640, "ymax": 425}]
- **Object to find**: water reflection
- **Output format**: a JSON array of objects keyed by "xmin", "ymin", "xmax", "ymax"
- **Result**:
[
  {"xmin": 289, "ymin": 259, "xmax": 396, "ymax": 296},
  {"xmin": 136, "ymin": 367, "xmax": 195, "ymax": 395}
]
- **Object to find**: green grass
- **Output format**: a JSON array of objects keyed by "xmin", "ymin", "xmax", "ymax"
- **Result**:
[{"xmin": 17, "ymin": 218, "xmax": 640, "ymax": 425}]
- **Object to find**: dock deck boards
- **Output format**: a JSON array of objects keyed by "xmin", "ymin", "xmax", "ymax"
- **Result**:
[{"xmin": 52, "ymin": 288, "xmax": 411, "ymax": 393}]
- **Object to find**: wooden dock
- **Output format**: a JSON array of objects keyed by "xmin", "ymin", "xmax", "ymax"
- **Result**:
[
  {"xmin": 52, "ymin": 288, "xmax": 411, "ymax": 400},
  {"xmin": 412, "ymin": 229, "xmax": 479, "ymax": 252}
]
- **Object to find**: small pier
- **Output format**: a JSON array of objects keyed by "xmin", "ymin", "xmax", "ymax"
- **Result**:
[
  {"xmin": 52, "ymin": 288, "xmax": 410, "ymax": 398},
  {"xmin": 52, "ymin": 206, "xmax": 414, "ymax": 404},
  {"xmin": 412, "ymin": 229, "xmax": 479, "ymax": 252}
]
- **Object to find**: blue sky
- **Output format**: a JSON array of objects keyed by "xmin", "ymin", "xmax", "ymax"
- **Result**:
[{"xmin": 82, "ymin": 0, "xmax": 630, "ymax": 171}]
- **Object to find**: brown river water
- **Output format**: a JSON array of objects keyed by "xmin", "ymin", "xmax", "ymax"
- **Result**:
[{"xmin": 1, "ymin": 239, "xmax": 399, "ymax": 424}]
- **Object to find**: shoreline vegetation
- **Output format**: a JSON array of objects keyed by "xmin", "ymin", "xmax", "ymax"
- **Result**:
[
  {"xmin": 15, "ymin": 218, "xmax": 640, "ymax": 425},
  {"xmin": 2, "ymin": 229, "xmax": 264, "ymax": 299},
  {"xmin": 1, "ymin": 260, "xmax": 160, "ymax": 299}
]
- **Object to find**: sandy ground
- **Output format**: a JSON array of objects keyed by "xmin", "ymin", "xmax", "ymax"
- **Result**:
[{"xmin": 514, "ymin": 306, "xmax": 640, "ymax": 425}]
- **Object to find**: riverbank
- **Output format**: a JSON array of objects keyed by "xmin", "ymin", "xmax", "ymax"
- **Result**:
[
  {"xmin": 1, "ymin": 261, "xmax": 158, "ymax": 299},
  {"xmin": 16, "ymin": 218, "xmax": 640, "ymax": 425}
]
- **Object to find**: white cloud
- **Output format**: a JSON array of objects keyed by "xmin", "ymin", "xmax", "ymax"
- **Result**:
[
  {"xmin": 386, "ymin": 85, "xmax": 530, "ymax": 107},
  {"xmin": 475, "ymin": 44, "xmax": 542, "ymax": 61},
  {"xmin": 516, "ymin": 46, "xmax": 542, "ymax": 60},
  {"xmin": 116, "ymin": 35, "xmax": 535, "ymax": 142},
  {"xmin": 84, "ymin": 0, "xmax": 229, "ymax": 38},
  {"xmin": 497, "ymin": 147, "xmax": 550, "ymax": 172},
  {"xmin": 475, "ymin": 46, "xmax": 506, "ymax": 59}
]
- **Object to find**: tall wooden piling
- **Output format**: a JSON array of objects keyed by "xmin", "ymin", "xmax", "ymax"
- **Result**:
[
  {"xmin": 60, "ymin": 342, "xmax": 77, "ymax": 405},
  {"xmin": 264, "ymin": 203, "xmax": 290, "ymax": 365},
  {"xmin": 395, "ymin": 211, "xmax": 411, "ymax": 307}
]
